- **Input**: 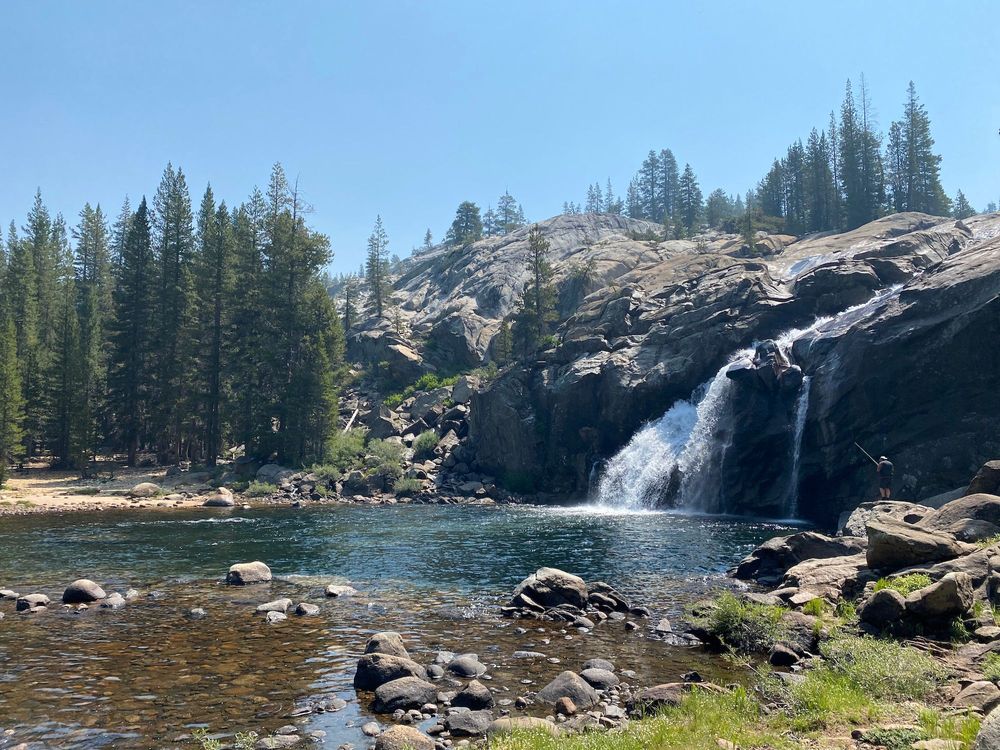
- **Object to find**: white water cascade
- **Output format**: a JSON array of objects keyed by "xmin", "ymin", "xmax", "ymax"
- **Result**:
[{"xmin": 593, "ymin": 287, "xmax": 902, "ymax": 515}]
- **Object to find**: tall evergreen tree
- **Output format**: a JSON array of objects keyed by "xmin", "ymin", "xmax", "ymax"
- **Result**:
[
  {"xmin": 659, "ymin": 149, "xmax": 680, "ymax": 221},
  {"xmin": 422, "ymin": 228, "xmax": 433, "ymax": 250},
  {"xmin": 445, "ymin": 201, "xmax": 483, "ymax": 245},
  {"xmin": 365, "ymin": 215, "xmax": 390, "ymax": 316},
  {"xmin": 952, "ymin": 190, "xmax": 975, "ymax": 219},
  {"xmin": 512, "ymin": 226, "xmax": 557, "ymax": 356},
  {"xmin": 638, "ymin": 150, "xmax": 660, "ymax": 220},
  {"xmin": 151, "ymin": 164, "xmax": 196, "ymax": 461},
  {"xmin": 496, "ymin": 191, "xmax": 525, "ymax": 234},
  {"xmin": 900, "ymin": 81, "xmax": 950, "ymax": 215},
  {"xmin": 677, "ymin": 164, "xmax": 703, "ymax": 236},
  {"xmin": 110, "ymin": 198, "xmax": 156, "ymax": 466},
  {"xmin": 0, "ymin": 313, "xmax": 24, "ymax": 485},
  {"xmin": 805, "ymin": 129, "xmax": 837, "ymax": 232}
]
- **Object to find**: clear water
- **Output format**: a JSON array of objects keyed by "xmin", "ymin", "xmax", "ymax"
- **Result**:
[{"xmin": 0, "ymin": 504, "xmax": 796, "ymax": 749}]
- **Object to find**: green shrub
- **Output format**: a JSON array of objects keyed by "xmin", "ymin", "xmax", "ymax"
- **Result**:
[
  {"xmin": 786, "ymin": 669, "xmax": 876, "ymax": 731},
  {"xmin": 978, "ymin": 533, "xmax": 1000, "ymax": 549},
  {"xmin": 918, "ymin": 708, "xmax": 982, "ymax": 745},
  {"xmin": 949, "ymin": 617, "xmax": 972, "ymax": 643},
  {"xmin": 393, "ymin": 478, "xmax": 424, "ymax": 496},
  {"xmin": 245, "ymin": 481, "xmax": 277, "ymax": 497},
  {"xmin": 310, "ymin": 463, "xmax": 342, "ymax": 482},
  {"xmin": 858, "ymin": 727, "xmax": 923, "ymax": 750},
  {"xmin": 801, "ymin": 598, "xmax": 827, "ymax": 617},
  {"xmin": 873, "ymin": 573, "xmax": 933, "ymax": 596},
  {"xmin": 834, "ymin": 599, "xmax": 857, "ymax": 621},
  {"xmin": 698, "ymin": 592, "xmax": 785, "ymax": 655},
  {"xmin": 365, "ymin": 439, "xmax": 404, "ymax": 481},
  {"xmin": 412, "ymin": 430, "xmax": 439, "ymax": 459},
  {"xmin": 982, "ymin": 652, "xmax": 1000, "ymax": 682},
  {"xmin": 324, "ymin": 428, "xmax": 367, "ymax": 473},
  {"xmin": 76, "ymin": 487, "xmax": 101, "ymax": 496}
]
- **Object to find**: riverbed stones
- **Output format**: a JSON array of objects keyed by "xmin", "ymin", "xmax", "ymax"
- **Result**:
[
  {"xmin": 294, "ymin": 602, "xmax": 319, "ymax": 616},
  {"xmin": 265, "ymin": 611, "xmax": 287, "ymax": 624},
  {"xmin": 975, "ymin": 705, "xmax": 1000, "ymax": 749},
  {"xmin": 373, "ymin": 676, "xmax": 438, "ymax": 712},
  {"xmin": 447, "ymin": 654, "xmax": 487, "ymax": 678},
  {"xmin": 866, "ymin": 518, "xmax": 967, "ymax": 571},
  {"xmin": 487, "ymin": 716, "xmax": 560, "ymax": 737},
  {"xmin": 555, "ymin": 696, "xmax": 577, "ymax": 716},
  {"xmin": 536, "ymin": 671, "xmax": 599, "ymax": 709},
  {"xmin": 511, "ymin": 568, "xmax": 588, "ymax": 610},
  {"xmin": 443, "ymin": 709, "xmax": 494, "ymax": 737},
  {"xmin": 100, "ymin": 592, "xmax": 126, "ymax": 609},
  {"xmin": 226, "ymin": 561, "xmax": 272, "ymax": 585},
  {"xmin": 451, "ymin": 680, "xmax": 494, "ymax": 709},
  {"xmin": 0, "ymin": 589, "xmax": 19, "ymax": 600},
  {"xmin": 62, "ymin": 579, "xmax": 107, "ymax": 603},
  {"xmin": 15, "ymin": 594, "xmax": 50, "ymax": 612},
  {"xmin": 256, "ymin": 598, "xmax": 292, "ymax": 614},
  {"xmin": 582, "ymin": 658, "xmax": 615, "ymax": 672},
  {"xmin": 374, "ymin": 725, "xmax": 434, "ymax": 750},
  {"xmin": 255, "ymin": 736, "xmax": 301, "ymax": 750},
  {"xmin": 354, "ymin": 653, "xmax": 429, "ymax": 690},
  {"xmin": 129, "ymin": 482, "xmax": 160, "ymax": 498},
  {"xmin": 324, "ymin": 584, "xmax": 358, "ymax": 598},
  {"xmin": 579, "ymin": 667, "xmax": 619, "ymax": 690}
]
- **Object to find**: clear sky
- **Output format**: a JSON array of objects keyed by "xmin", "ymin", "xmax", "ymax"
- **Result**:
[{"xmin": 1, "ymin": 1, "xmax": 998, "ymax": 273}]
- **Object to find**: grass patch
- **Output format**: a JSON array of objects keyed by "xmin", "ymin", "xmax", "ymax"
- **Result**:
[
  {"xmin": 383, "ymin": 372, "xmax": 461, "ymax": 408},
  {"xmin": 393, "ymin": 477, "xmax": 424, "ymax": 496},
  {"xmin": 695, "ymin": 592, "xmax": 786, "ymax": 655},
  {"xmin": 978, "ymin": 533, "xmax": 1000, "ymax": 549},
  {"xmin": 820, "ymin": 635, "xmax": 945, "ymax": 699},
  {"xmin": 245, "ymin": 481, "xmax": 277, "ymax": 497},
  {"xmin": 801, "ymin": 598, "xmax": 827, "ymax": 617},
  {"xmin": 15, "ymin": 499, "xmax": 34, "ymax": 507},
  {"xmin": 75, "ymin": 487, "xmax": 101, "ymax": 496},
  {"xmin": 982, "ymin": 652, "xmax": 1000, "ymax": 682},
  {"xmin": 918, "ymin": 708, "xmax": 982, "ymax": 746},
  {"xmin": 411, "ymin": 430, "xmax": 439, "ymax": 459},
  {"xmin": 873, "ymin": 573, "xmax": 933, "ymax": 596}
]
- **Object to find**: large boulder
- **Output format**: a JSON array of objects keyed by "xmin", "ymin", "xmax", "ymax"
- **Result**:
[
  {"xmin": 202, "ymin": 487, "xmax": 235, "ymax": 507},
  {"xmin": 226, "ymin": 561, "xmax": 272, "ymax": 585},
  {"xmin": 858, "ymin": 588, "xmax": 906, "ymax": 628},
  {"xmin": 354, "ymin": 653, "xmax": 428, "ymax": 690},
  {"xmin": 129, "ymin": 482, "xmax": 160, "ymax": 498},
  {"xmin": 780, "ymin": 553, "xmax": 871, "ymax": 600},
  {"xmin": 838, "ymin": 500, "xmax": 931, "ymax": 537},
  {"xmin": 487, "ymin": 717, "xmax": 560, "ymax": 737},
  {"xmin": 451, "ymin": 680, "xmax": 494, "ymax": 710},
  {"xmin": 975, "ymin": 705, "xmax": 1000, "ymax": 749},
  {"xmin": 922, "ymin": 494, "xmax": 1000, "ymax": 531},
  {"xmin": 904, "ymin": 572, "xmax": 974, "ymax": 621},
  {"xmin": 256, "ymin": 464, "xmax": 295, "ymax": 484},
  {"xmin": 535, "ymin": 671, "xmax": 599, "ymax": 709},
  {"xmin": 62, "ymin": 579, "xmax": 107, "ymax": 604},
  {"xmin": 968, "ymin": 461, "xmax": 1000, "ymax": 496},
  {"xmin": 374, "ymin": 726, "xmax": 434, "ymax": 750},
  {"xmin": 372, "ymin": 676, "xmax": 437, "ymax": 712},
  {"xmin": 510, "ymin": 568, "xmax": 588, "ymax": 610},
  {"xmin": 865, "ymin": 518, "xmax": 966, "ymax": 571},
  {"xmin": 733, "ymin": 532, "xmax": 865, "ymax": 583},
  {"xmin": 443, "ymin": 710, "xmax": 494, "ymax": 737}
]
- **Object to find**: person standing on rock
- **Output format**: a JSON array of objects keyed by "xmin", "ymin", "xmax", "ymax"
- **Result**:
[{"xmin": 877, "ymin": 456, "xmax": 894, "ymax": 499}]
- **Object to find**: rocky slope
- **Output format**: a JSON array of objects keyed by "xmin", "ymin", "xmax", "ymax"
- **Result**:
[{"xmin": 351, "ymin": 210, "xmax": 1000, "ymax": 524}]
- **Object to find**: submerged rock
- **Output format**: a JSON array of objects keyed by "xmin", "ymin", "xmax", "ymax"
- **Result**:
[
  {"xmin": 226, "ymin": 561, "xmax": 272, "ymax": 585},
  {"xmin": 324, "ymin": 584, "xmax": 358, "ymax": 598},
  {"xmin": 364, "ymin": 631, "xmax": 409, "ymax": 658},
  {"xmin": 443, "ymin": 709, "xmax": 494, "ymax": 737},
  {"xmin": 15, "ymin": 593, "xmax": 50, "ymax": 612},
  {"xmin": 451, "ymin": 679, "xmax": 494, "ymax": 710},
  {"xmin": 510, "ymin": 567, "xmax": 588, "ymax": 610},
  {"xmin": 256, "ymin": 598, "xmax": 292, "ymax": 614},
  {"xmin": 62, "ymin": 579, "xmax": 107, "ymax": 604}
]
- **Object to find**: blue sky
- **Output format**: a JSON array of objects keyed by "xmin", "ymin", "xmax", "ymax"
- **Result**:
[{"xmin": 1, "ymin": 1, "xmax": 998, "ymax": 273}]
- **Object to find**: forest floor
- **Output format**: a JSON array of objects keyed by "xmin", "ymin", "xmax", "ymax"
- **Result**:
[{"xmin": 0, "ymin": 462, "xmax": 207, "ymax": 515}]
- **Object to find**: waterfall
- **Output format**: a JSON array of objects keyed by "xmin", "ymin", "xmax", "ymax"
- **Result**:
[
  {"xmin": 786, "ymin": 375, "xmax": 812, "ymax": 519},
  {"xmin": 593, "ymin": 286, "xmax": 902, "ymax": 514}
]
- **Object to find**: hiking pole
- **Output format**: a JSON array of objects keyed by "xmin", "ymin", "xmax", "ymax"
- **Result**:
[{"xmin": 854, "ymin": 441, "xmax": 878, "ymax": 466}]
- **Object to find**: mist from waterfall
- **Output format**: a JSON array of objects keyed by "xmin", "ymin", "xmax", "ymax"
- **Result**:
[{"xmin": 593, "ymin": 286, "xmax": 902, "ymax": 515}]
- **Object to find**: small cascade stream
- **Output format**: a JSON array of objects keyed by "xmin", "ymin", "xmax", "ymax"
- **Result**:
[{"xmin": 594, "ymin": 286, "xmax": 902, "ymax": 515}]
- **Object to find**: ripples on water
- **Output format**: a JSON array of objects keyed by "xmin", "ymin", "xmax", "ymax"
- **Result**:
[{"xmin": 0, "ymin": 504, "xmax": 796, "ymax": 748}]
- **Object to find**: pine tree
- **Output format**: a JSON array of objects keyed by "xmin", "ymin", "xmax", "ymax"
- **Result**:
[
  {"xmin": 46, "ymin": 251, "xmax": 88, "ymax": 469},
  {"xmin": 110, "ymin": 198, "xmax": 156, "ymax": 466},
  {"xmin": 625, "ymin": 179, "xmax": 642, "ymax": 219},
  {"xmin": 492, "ymin": 320, "xmax": 513, "ymax": 365},
  {"xmin": 900, "ymin": 81, "xmax": 950, "ymax": 215},
  {"xmin": 422, "ymin": 228, "xmax": 433, "ymax": 250},
  {"xmin": 496, "ymin": 191, "xmax": 525, "ymax": 235},
  {"xmin": 677, "ymin": 164, "xmax": 703, "ymax": 236},
  {"xmin": 638, "ymin": 150, "xmax": 660, "ymax": 220},
  {"xmin": 365, "ymin": 215, "xmax": 390, "ymax": 316},
  {"xmin": 228, "ymin": 189, "xmax": 268, "ymax": 457},
  {"xmin": 783, "ymin": 140, "xmax": 808, "ymax": 234},
  {"xmin": 151, "ymin": 164, "xmax": 196, "ymax": 462},
  {"xmin": 512, "ymin": 226, "xmax": 557, "ymax": 356},
  {"xmin": 705, "ymin": 189, "xmax": 734, "ymax": 228},
  {"xmin": 445, "ymin": 201, "xmax": 483, "ymax": 245},
  {"xmin": 483, "ymin": 206, "xmax": 498, "ymax": 237},
  {"xmin": 805, "ymin": 129, "xmax": 837, "ymax": 232},
  {"xmin": 585, "ymin": 183, "xmax": 601, "ymax": 213},
  {"xmin": 0, "ymin": 313, "xmax": 24, "ymax": 485},
  {"xmin": 341, "ymin": 275, "xmax": 360, "ymax": 333},
  {"xmin": 952, "ymin": 190, "xmax": 975, "ymax": 219},
  {"xmin": 659, "ymin": 149, "xmax": 680, "ymax": 221},
  {"xmin": 885, "ymin": 120, "xmax": 907, "ymax": 213},
  {"xmin": 110, "ymin": 196, "xmax": 131, "ymax": 270}
]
